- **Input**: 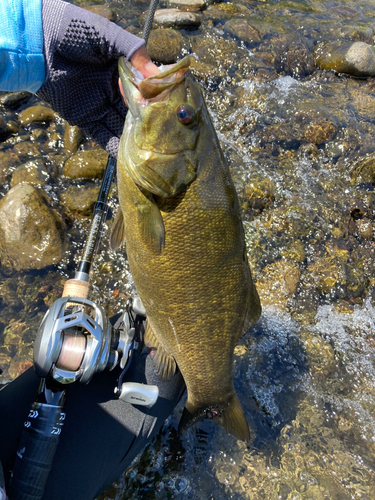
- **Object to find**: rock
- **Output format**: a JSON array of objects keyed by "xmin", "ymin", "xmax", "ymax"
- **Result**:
[
  {"xmin": 161, "ymin": 0, "xmax": 205, "ymax": 11},
  {"xmin": 83, "ymin": 5, "xmax": 117, "ymax": 21},
  {"xmin": 304, "ymin": 120, "xmax": 337, "ymax": 146},
  {"xmin": 316, "ymin": 42, "xmax": 375, "ymax": 78},
  {"xmin": 0, "ymin": 150, "xmax": 20, "ymax": 184},
  {"xmin": 11, "ymin": 159, "xmax": 50, "ymax": 188},
  {"xmin": 240, "ymin": 177, "xmax": 276, "ymax": 218},
  {"xmin": 153, "ymin": 8, "xmax": 201, "ymax": 29},
  {"xmin": 275, "ymin": 41, "xmax": 315, "ymax": 79},
  {"xmin": 203, "ymin": 3, "xmax": 251, "ymax": 23},
  {"xmin": 0, "ymin": 117, "xmax": 11, "ymax": 141},
  {"xmin": 61, "ymin": 183, "xmax": 100, "ymax": 217},
  {"xmin": 0, "ymin": 91, "xmax": 31, "ymax": 107},
  {"xmin": 147, "ymin": 29, "xmax": 184, "ymax": 64},
  {"xmin": 63, "ymin": 149, "xmax": 108, "ymax": 180},
  {"xmin": 223, "ymin": 20, "xmax": 261, "ymax": 46},
  {"xmin": 350, "ymin": 154, "xmax": 375, "ymax": 185},
  {"xmin": 19, "ymin": 105, "xmax": 57, "ymax": 125},
  {"xmin": 256, "ymin": 260, "xmax": 301, "ymax": 311},
  {"xmin": 63, "ymin": 124, "xmax": 86, "ymax": 156},
  {"xmin": 0, "ymin": 184, "xmax": 67, "ymax": 271},
  {"xmin": 12, "ymin": 141, "xmax": 41, "ymax": 161}
]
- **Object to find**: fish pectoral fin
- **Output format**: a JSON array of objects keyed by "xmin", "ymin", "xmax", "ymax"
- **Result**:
[
  {"xmin": 136, "ymin": 198, "xmax": 165, "ymax": 254},
  {"xmin": 145, "ymin": 323, "xmax": 176, "ymax": 380},
  {"xmin": 178, "ymin": 393, "xmax": 250, "ymax": 442},
  {"xmin": 110, "ymin": 206, "xmax": 126, "ymax": 250}
]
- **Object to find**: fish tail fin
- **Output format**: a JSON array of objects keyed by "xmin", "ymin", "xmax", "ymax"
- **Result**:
[{"xmin": 178, "ymin": 393, "xmax": 250, "ymax": 442}]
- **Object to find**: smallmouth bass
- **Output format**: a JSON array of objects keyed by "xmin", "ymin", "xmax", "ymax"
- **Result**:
[{"xmin": 111, "ymin": 56, "xmax": 261, "ymax": 441}]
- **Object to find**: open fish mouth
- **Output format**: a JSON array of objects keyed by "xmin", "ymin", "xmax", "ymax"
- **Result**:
[{"xmin": 119, "ymin": 56, "xmax": 192, "ymax": 101}]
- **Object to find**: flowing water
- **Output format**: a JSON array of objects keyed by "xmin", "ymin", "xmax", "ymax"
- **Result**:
[{"xmin": 1, "ymin": 0, "xmax": 375, "ymax": 499}]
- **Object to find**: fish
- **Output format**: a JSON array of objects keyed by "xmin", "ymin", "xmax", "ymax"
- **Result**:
[{"xmin": 111, "ymin": 56, "xmax": 261, "ymax": 441}]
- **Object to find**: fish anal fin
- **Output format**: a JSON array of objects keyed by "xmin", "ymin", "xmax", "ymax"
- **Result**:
[
  {"xmin": 145, "ymin": 323, "xmax": 176, "ymax": 381},
  {"xmin": 178, "ymin": 393, "xmax": 250, "ymax": 442},
  {"xmin": 136, "ymin": 198, "xmax": 165, "ymax": 254},
  {"xmin": 110, "ymin": 207, "xmax": 126, "ymax": 250}
]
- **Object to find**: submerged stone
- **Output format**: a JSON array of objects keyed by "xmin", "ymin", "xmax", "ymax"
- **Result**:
[
  {"xmin": 0, "ymin": 184, "xmax": 67, "ymax": 271},
  {"xmin": 153, "ymin": 8, "xmax": 201, "ymax": 28},
  {"xmin": 63, "ymin": 123, "xmax": 86, "ymax": 156},
  {"xmin": 147, "ymin": 29, "xmax": 184, "ymax": 64},
  {"xmin": 161, "ymin": 0, "xmax": 206, "ymax": 11},
  {"xmin": 63, "ymin": 148, "xmax": 108, "ymax": 180},
  {"xmin": 83, "ymin": 5, "xmax": 117, "ymax": 21},
  {"xmin": 11, "ymin": 159, "xmax": 50, "ymax": 187},
  {"xmin": 316, "ymin": 42, "xmax": 375, "ymax": 77},
  {"xmin": 19, "ymin": 105, "xmax": 57, "ymax": 125},
  {"xmin": 224, "ymin": 20, "xmax": 261, "ymax": 46},
  {"xmin": 61, "ymin": 183, "xmax": 100, "ymax": 217},
  {"xmin": 275, "ymin": 41, "xmax": 315, "ymax": 79},
  {"xmin": 304, "ymin": 120, "xmax": 337, "ymax": 146}
]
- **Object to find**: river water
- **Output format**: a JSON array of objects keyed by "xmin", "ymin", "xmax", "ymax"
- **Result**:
[{"xmin": 1, "ymin": 0, "xmax": 375, "ymax": 499}]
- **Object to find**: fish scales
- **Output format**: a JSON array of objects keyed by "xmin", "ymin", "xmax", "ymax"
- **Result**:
[{"xmin": 114, "ymin": 56, "xmax": 261, "ymax": 440}]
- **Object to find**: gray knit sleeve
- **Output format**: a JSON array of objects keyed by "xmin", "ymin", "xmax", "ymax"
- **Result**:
[{"xmin": 36, "ymin": 0, "xmax": 145, "ymax": 157}]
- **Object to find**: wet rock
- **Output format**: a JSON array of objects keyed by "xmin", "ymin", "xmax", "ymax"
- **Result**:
[
  {"xmin": 256, "ymin": 260, "xmax": 301, "ymax": 311},
  {"xmin": 354, "ymin": 218, "xmax": 374, "ymax": 240},
  {"xmin": 8, "ymin": 358, "xmax": 33, "ymax": 380},
  {"xmin": 190, "ymin": 32, "xmax": 239, "ymax": 79},
  {"xmin": 203, "ymin": 3, "xmax": 251, "ymax": 23},
  {"xmin": 0, "ymin": 91, "xmax": 31, "ymax": 107},
  {"xmin": 223, "ymin": 20, "xmax": 261, "ymax": 47},
  {"xmin": 0, "ymin": 150, "xmax": 20, "ymax": 184},
  {"xmin": 161, "ymin": 0, "xmax": 206, "ymax": 11},
  {"xmin": 0, "ymin": 183, "xmax": 67, "ymax": 271},
  {"xmin": 19, "ymin": 105, "xmax": 57, "ymax": 125},
  {"xmin": 61, "ymin": 183, "xmax": 100, "ymax": 217},
  {"xmin": 304, "ymin": 120, "xmax": 337, "ymax": 146},
  {"xmin": 316, "ymin": 42, "xmax": 375, "ymax": 78},
  {"xmin": 63, "ymin": 148, "xmax": 108, "ymax": 180},
  {"xmin": 306, "ymin": 255, "xmax": 345, "ymax": 294},
  {"xmin": 275, "ymin": 41, "xmax": 315, "ymax": 79},
  {"xmin": 83, "ymin": 5, "xmax": 117, "ymax": 21},
  {"xmin": 12, "ymin": 141, "xmax": 41, "ymax": 161},
  {"xmin": 30, "ymin": 128, "xmax": 49, "ymax": 143},
  {"xmin": 350, "ymin": 154, "xmax": 375, "ymax": 185},
  {"xmin": 10, "ymin": 159, "xmax": 50, "ymax": 188},
  {"xmin": 147, "ymin": 29, "xmax": 184, "ymax": 64},
  {"xmin": 153, "ymin": 8, "xmax": 201, "ymax": 29},
  {"xmin": 63, "ymin": 124, "xmax": 86, "ymax": 156},
  {"xmin": 0, "ymin": 117, "xmax": 11, "ymax": 141},
  {"xmin": 280, "ymin": 240, "xmax": 306, "ymax": 263},
  {"xmin": 304, "ymin": 335, "xmax": 336, "ymax": 376},
  {"xmin": 240, "ymin": 176, "xmax": 276, "ymax": 218},
  {"xmin": 261, "ymin": 122, "xmax": 304, "ymax": 151}
]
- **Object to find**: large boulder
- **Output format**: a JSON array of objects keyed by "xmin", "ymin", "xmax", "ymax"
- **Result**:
[{"xmin": 0, "ymin": 184, "xmax": 68, "ymax": 271}]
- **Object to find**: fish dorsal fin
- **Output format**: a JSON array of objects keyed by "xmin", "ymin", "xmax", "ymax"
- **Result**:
[
  {"xmin": 136, "ymin": 196, "xmax": 165, "ymax": 254},
  {"xmin": 110, "ymin": 206, "xmax": 126, "ymax": 250},
  {"xmin": 145, "ymin": 323, "xmax": 176, "ymax": 381},
  {"xmin": 178, "ymin": 393, "xmax": 250, "ymax": 442}
]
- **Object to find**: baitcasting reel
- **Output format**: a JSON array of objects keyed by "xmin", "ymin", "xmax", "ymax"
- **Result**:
[{"xmin": 33, "ymin": 295, "xmax": 159, "ymax": 408}]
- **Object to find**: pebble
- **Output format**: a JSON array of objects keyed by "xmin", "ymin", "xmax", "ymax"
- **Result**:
[
  {"xmin": 153, "ymin": 8, "xmax": 201, "ymax": 29},
  {"xmin": 304, "ymin": 120, "xmax": 337, "ymax": 146},
  {"xmin": 63, "ymin": 123, "xmax": 86, "ymax": 156},
  {"xmin": 0, "ymin": 183, "xmax": 67, "ymax": 271},
  {"xmin": 316, "ymin": 41, "xmax": 375, "ymax": 77},
  {"xmin": 19, "ymin": 105, "xmax": 57, "ymax": 125},
  {"xmin": 147, "ymin": 29, "xmax": 184, "ymax": 64},
  {"xmin": 223, "ymin": 20, "xmax": 261, "ymax": 46},
  {"xmin": 10, "ymin": 159, "xmax": 50, "ymax": 188},
  {"xmin": 61, "ymin": 183, "xmax": 100, "ymax": 217},
  {"xmin": 63, "ymin": 149, "xmax": 108, "ymax": 180},
  {"xmin": 161, "ymin": 0, "xmax": 206, "ymax": 12}
]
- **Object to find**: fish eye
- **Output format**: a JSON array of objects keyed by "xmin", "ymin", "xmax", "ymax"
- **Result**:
[{"xmin": 177, "ymin": 105, "xmax": 195, "ymax": 125}]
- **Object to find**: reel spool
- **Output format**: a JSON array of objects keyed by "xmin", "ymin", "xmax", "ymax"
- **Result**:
[{"xmin": 33, "ymin": 295, "xmax": 159, "ymax": 407}]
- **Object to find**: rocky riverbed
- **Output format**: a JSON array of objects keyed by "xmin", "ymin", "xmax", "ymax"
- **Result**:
[{"xmin": 1, "ymin": 0, "xmax": 375, "ymax": 499}]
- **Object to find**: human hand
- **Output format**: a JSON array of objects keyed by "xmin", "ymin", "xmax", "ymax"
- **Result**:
[{"xmin": 36, "ymin": 0, "xmax": 150, "ymax": 157}]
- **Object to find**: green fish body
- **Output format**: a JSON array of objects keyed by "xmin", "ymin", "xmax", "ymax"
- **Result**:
[{"xmin": 113, "ymin": 56, "xmax": 261, "ymax": 441}]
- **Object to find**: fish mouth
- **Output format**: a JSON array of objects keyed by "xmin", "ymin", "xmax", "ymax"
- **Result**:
[
  {"xmin": 127, "ymin": 150, "xmax": 197, "ymax": 198},
  {"xmin": 119, "ymin": 56, "xmax": 192, "ymax": 100}
]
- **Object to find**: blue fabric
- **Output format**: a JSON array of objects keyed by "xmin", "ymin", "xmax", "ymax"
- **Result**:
[{"xmin": 0, "ymin": 0, "xmax": 45, "ymax": 93}]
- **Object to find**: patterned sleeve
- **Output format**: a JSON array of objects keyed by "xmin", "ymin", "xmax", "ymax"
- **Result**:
[{"xmin": 0, "ymin": 0, "xmax": 45, "ymax": 92}]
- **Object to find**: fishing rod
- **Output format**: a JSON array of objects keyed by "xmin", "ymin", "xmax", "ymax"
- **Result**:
[{"xmin": 8, "ymin": 4, "xmax": 160, "ymax": 499}]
